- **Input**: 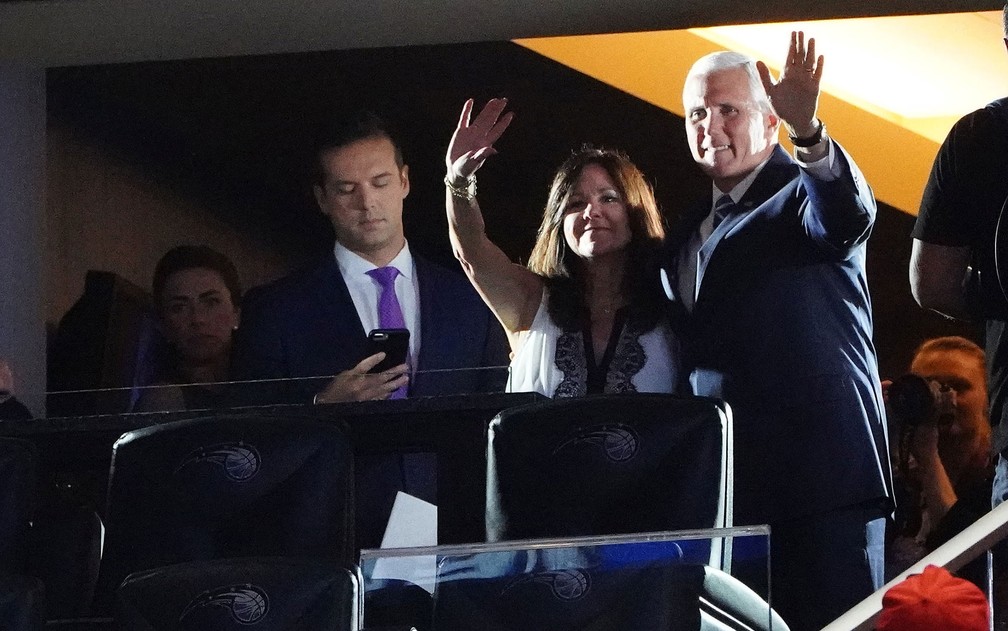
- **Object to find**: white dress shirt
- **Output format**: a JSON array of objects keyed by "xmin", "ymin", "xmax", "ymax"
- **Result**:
[{"xmin": 333, "ymin": 240, "xmax": 422, "ymax": 367}]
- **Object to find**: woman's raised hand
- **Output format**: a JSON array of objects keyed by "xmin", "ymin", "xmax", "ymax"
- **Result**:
[{"xmin": 446, "ymin": 98, "xmax": 514, "ymax": 183}]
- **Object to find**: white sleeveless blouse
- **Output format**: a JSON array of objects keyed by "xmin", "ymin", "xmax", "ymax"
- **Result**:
[{"xmin": 507, "ymin": 292, "xmax": 680, "ymax": 398}]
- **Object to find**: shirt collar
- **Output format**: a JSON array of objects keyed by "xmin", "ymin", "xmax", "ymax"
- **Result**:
[
  {"xmin": 711, "ymin": 149, "xmax": 774, "ymax": 208},
  {"xmin": 333, "ymin": 240, "xmax": 414, "ymax": 281}
]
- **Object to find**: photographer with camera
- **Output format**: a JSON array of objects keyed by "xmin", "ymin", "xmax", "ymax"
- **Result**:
[
  {"xmin": 886, "ymin": 336, "xmax": 992, "ymax": 579},
  {"xmin": 910, "ymin": 4, "xmax": 1008, "ymax": 511}
]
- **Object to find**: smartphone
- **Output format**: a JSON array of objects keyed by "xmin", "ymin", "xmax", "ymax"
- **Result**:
[{"xmin": 365, "ymin": 328, "xmax": 410, "ymax": 373}]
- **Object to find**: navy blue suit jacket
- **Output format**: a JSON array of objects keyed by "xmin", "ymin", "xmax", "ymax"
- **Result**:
[
  {"xmin": 234, "ymin": 253, "xmax": 509, "ymax": 404},
  {"xmin": 663, "ymin": 144, "xmax": 892, "ymax": 525}
]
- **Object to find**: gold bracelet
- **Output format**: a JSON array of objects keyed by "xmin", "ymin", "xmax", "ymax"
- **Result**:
[{"xmin": 444, "ymin": 173, "xmax": 477, "ymax": 202}]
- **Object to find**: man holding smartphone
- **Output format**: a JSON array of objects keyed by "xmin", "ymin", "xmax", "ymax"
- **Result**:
[
  {"xmin": 235, "ymin": 110, "xmax": 508, "ymax": 404},
  {"xmin": 235, "ymin": 111, "xmax": 509, "ymax": 548}
]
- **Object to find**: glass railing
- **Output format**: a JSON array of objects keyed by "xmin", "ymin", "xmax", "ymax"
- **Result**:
[
  {"xmin": 823, "ymin": 500, "xmax": 1008, "ymax": 631},
  {"xmin": 360, "ymin": 526, "xmax": 779, "ymax": 630},
  {"xmin": 30, "ymin": 365, "xmax": 513, "ymax": 418}
]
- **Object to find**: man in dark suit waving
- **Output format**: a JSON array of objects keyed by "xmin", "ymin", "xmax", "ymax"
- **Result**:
[
  {"xmin": 662, "ymin": 33, "xmax": 891, "ymax": 630},
  {"xmin": 236, "ymin": 111, "xmax": 507, "ymax": 405}
]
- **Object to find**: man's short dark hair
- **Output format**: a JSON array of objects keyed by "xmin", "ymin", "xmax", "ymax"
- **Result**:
[
  {"xmin": 1003, "ymin": 2, "xmax": 1007, "ymax": 38},
  {"xmin": 152, "ymin": 245, "xmax": 242, "ymax": 309},
  {"xmin": 312, "ymin": 110, "xmax": 405, "ymax": 186}
]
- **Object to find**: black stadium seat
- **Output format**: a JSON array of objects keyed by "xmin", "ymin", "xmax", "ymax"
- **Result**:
[
  {"xmin": 432, "ymin": 561, "xmax": 705, "ymax": 631},
  {"xmin": 486, "ymin": 394, "xmax": 733, "ymax": 544},
  {"xmin": 0, "ymin": 437, "xmax": 36, "ymax": 575},
  {"xmin": 116, "ymin": 557, "xmax": 360, "ymax": 630},
  {"xmin": 0, "ymin": 438, "xmax": 43, "ymax": 630},
  {"xmin": 0, "ymin": 574, "xmax": 45, "ymax": 631},
  {"xmin": 94, "ymin": 413, "xmax": 354, "ymax": 612}
]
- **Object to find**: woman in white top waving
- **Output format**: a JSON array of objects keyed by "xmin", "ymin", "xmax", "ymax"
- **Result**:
[{"xmin": 445, "ymin": 98, "xmax": 679, "ymax": 397}]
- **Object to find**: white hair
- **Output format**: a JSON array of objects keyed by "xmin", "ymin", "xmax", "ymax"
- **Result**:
[{"xmin": 683, "ymin": 51, "xmax": 775, "ymax": 115}]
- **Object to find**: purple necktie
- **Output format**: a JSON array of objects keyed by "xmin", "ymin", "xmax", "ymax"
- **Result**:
[{"xmin": 366, "ymin": 266, "xmax": 408, "ymax": 398}]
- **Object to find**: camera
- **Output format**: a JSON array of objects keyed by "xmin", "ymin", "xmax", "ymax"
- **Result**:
[{"xmin": 887, "ymin": 373, "xmax": 957, "ymax": 426}]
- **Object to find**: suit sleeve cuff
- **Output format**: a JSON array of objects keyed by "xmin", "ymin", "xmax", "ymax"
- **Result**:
[{"xmin": 793, "ymin": 138, "xmax": 841, "ymax": 182}]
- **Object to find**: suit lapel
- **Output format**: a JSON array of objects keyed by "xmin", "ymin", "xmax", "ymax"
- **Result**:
[
  {"xmin": 694, "ymin": 146, "xmax": 798, "ymax": 302},
  {"xmin": 414, "ymin": 256, "xmax": 437, "ymax": 373},
  {"xmin": 314, "ymin": 257, "xmax": 367, "ymax": 342},
  {"xmin": 667, "ymin": 196, "xmax": 711, "ymax": 254},
  {"xmin": 663, "ymin": 194, "xmax": 711, "ymax": 307},
  {"xmin": 734, "ymin": 146, "xmax": 798, "ymax": 219}
]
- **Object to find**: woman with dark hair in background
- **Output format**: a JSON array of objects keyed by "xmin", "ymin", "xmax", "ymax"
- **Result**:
[
  {"xmin": 444, "ymin": 98, "xmax": 679, "ymax": 396},
  {"xmin": 135, "ymin": 245, "xmax": 242, "ymax": 412}
]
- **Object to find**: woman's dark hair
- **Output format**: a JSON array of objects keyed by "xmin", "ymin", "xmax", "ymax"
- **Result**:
[
  {"xmin": 526, "ymin": 146, "xmax": 666, "ymax": 330},
  {"xmin": 152, "ymin": 245, "xmax": 242, "ymax": 309}
]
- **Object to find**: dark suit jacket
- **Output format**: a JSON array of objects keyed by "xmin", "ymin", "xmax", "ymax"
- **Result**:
[
  {"xmin": 234, "ymin": 253, "xmax": 509, "ymax": 404},
  {"xmin": 0, "ymin": 396, "xmax": 32, "ymax": 420},
  {"xmin": 662, "ymin": 144, "xmax": 892, "ymax": 525}
]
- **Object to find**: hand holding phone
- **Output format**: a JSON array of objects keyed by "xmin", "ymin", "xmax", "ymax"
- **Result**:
[
  {"xmin": 314, "ymin": 350, "xmax": 409, "ymax": 404},
  {"xmin": 365, "ymin": 328, "xmax": 410, "ymax": 373}
]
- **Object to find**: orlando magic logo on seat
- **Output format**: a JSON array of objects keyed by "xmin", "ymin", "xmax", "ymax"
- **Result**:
[
  {"xmin": 173, "ymin": 442, "xmax": 262, "ymax": 481},
  {"xmin": 552, "ymin": 424, "xmax": 640, "ymax": 462},
  {"xmin": 178, "ymin": 583, "xmax": 270, "ymax": 625},
  {"xmin": 504, "ymin": 569, "xmax": 591, "ymax": 601}
]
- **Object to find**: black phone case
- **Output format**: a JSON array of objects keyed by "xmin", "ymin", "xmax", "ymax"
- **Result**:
[{"xmin": 365, "ymin": 328, "xmax": 410, "ymax": 373}]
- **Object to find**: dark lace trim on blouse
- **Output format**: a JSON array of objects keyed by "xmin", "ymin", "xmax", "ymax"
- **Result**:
[{"xmin": 553, "ymin": 311, "xmax": 647, "ymax": 398}]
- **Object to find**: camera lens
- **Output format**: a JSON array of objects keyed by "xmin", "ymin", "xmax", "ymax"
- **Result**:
[{"xmin": 888, "ymin": 373, "xmax": 936, "ymax": 426}]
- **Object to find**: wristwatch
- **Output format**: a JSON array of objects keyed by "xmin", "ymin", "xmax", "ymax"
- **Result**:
[{"xmin": 788, "ymin": 119, "xmax": 825, "ymax": 148}]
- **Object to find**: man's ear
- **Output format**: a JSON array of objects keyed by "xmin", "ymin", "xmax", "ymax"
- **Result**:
[
  {"xmin": 767, "ymin": 112, "xmax": 781, "ymax": 133},
  {"xmin": 400, "ymin": 164, "xmax": 410, "ymax": 199},
  {"xmin": 312, "ymin": 184, "xmax": 326, "ymax": 212}
]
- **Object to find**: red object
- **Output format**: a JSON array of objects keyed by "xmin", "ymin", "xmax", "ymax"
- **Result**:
[{"xmin": 877, "ymin": 565, "xmax": 989, "ymax": 631}]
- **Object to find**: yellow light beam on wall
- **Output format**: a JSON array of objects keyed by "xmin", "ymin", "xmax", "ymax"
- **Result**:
[
  {"xmin": 698, "ymin": 13, "xmax": 1008, "ymax": 142},
  {"xmin": 516, "ymin": 14, "xmax": 1008, "ymax": 216}
]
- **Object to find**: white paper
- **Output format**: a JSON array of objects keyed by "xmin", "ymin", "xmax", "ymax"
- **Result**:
[{"xmin": 371, "ymin": 491, "xmax": 438, "ymax": 593}]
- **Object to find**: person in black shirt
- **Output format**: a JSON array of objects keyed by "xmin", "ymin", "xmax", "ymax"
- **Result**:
[{"xmin": 910, "ymin": 3, "xmax": 1008, "ymax": 508}]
